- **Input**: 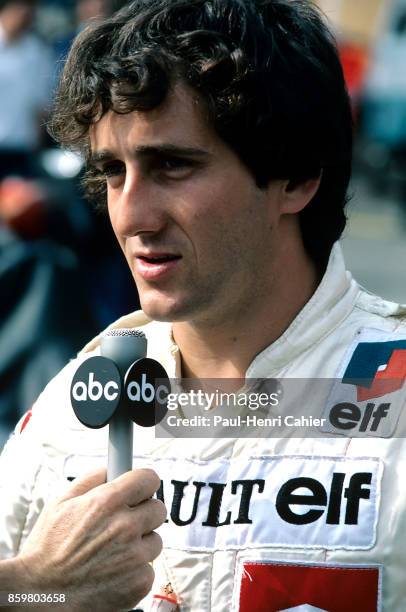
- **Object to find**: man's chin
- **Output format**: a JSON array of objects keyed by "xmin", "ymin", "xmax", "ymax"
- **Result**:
[{"xmin": 140, "ymin": 296, "xmax": 191, "ymax": 322}]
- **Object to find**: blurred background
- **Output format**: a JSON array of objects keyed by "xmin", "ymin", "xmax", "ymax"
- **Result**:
[
  {"xmin": 0, "ymin": 0, "xmax": 405, "ymax": 446},
  {"xmin": 319, "ymin": 0, "xmax": 406, "ymax": 304}
]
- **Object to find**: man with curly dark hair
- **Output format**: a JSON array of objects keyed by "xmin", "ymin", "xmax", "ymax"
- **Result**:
[
  {"xmin": 1, "ymin": 1, "xmax": 406, "ymax": 611},
  {"xmin": 51, "ymin": 0, "xmax": 352, "ymax": 272}
]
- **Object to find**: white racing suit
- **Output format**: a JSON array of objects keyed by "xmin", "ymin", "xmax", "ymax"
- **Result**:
[{"xmin": 1, "ymin": 243, "xmax": 406, "ymax": 612}]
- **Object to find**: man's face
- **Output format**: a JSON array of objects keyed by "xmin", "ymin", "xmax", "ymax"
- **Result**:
[{"xmin": 90, "ymin": 85, "xmax": 285, "ymax": 325}]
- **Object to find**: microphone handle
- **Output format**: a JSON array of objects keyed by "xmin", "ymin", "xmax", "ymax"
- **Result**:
[
  {"xmin": 100, "ymin": 334, "xmax": 147, "ymax": 481},
  {"xmin": 108, "ymin": 410, "xmax": 133, "ymax": 481}
]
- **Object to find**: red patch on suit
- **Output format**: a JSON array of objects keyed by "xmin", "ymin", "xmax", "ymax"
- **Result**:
[
  {"xmin": 239, "ymin": 561, "xmax": 380, "ymax": 612},
  {"xmin": 19, "ymin": 409, "xmax": 32, "ymax": 433}
]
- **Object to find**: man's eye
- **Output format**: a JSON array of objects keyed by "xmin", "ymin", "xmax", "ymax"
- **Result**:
[
  {"xmin": 100, "ymin": 162, "xmax": 125, "ymax": 177},
  {"xmin": 91, "ymin": 161, "xmax": 125, "ymax": 179},
  {"xmin": 159, "ymin": 157, "xmax": 195, "ymax": 175}
]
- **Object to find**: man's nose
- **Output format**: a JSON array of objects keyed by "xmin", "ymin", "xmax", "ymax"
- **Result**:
[{"xmin": 114, "ymin": 169, "xmax": 167, "ymax": 237}]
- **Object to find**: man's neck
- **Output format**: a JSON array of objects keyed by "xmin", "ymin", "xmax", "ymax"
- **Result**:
[{"xmin": 172, "ymin": 238, "xmax": 320, "ymax": 381}]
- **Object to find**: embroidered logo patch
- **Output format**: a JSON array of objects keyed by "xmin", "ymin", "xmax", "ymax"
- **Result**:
[
  {"xmin": 342, "ymin": 340, "xmax": 406, "ymax": 401},
  {"xmin": 237, "ymin": 560, "xmax": 381, "ymax": 612},
  {"xmin": 64, "ymin": 454, "xmax": 382, "ymax": 552},
  {"xmin": 156, "ymin": 456, "xmax": 382, "ymax": 551},
  {"xmin": 321, "ymin": 329, "xmax": 406, "ymax": 437}
]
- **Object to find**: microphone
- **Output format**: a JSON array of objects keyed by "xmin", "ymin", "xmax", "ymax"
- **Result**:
[
  {"xmin": 101, "ymin": 329, "xmax": 147, "ymax": 481},
  {"xmin": 70, "ymin": 328, "xmax": 170, "ymax": 481}
]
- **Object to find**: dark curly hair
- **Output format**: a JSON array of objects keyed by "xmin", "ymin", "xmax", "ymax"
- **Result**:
[{"xmin": 50, "ymin": 0, "xmax": 353, "ymax": 269}]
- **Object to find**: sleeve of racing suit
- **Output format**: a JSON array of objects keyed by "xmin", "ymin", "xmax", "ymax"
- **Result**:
[
  {"xmin": 0, "ymin": 405, "xmax": 46, "ymax": 558},
  {"xmin": 0, "ymin": 357, "xmax": 81, "ymax": 559}
]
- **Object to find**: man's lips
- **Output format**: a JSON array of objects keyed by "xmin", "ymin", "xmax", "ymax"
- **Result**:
[
  {"xmin": 134, "ymin": 252, "xmax": 182, "ymax": 280},
  {"xmin": 136, "ymin": 251, "xmax": 181, "ymax": 262}
]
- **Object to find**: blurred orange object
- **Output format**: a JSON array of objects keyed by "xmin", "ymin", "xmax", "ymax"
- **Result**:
[
  {"xmin": 340, "ymin": 41, "xmax": 369, "ymax": 99},
  {"xmin": 0, "ymin": 177, "xmax": 47, "ymax": 238}
]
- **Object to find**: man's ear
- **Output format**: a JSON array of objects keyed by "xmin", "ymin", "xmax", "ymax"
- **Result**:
[{"xmin": 280, "ymin": 173, "xmax": 322, "ymax": 215}]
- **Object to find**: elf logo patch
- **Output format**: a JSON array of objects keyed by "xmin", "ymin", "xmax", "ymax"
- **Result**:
[
  {"xmin": 155, "ymin": 456, "xmax": 381, "ymax": 551},
  {"xmin": 321, "ymin": 333, "xmax": 406, "ymax": 437},
  {"xmin": 65, "ymin": 455, "xmax": 383, "ymax": 551},
  {"xmin": 237, "ymin": 561, "xmax": 381, "ymax": 612},
  {"xmin": 342, "ymin": 340, "xmax": 406, "ymax": 401}
]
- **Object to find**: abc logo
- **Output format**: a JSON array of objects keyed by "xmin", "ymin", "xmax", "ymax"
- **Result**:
[
  {"xmin": 124, "ymin": 358, "xmax": 169, "ymax": 427},
  {"xmin": 72, "ymin": 371, "xmax": 120, "ymax": 402},
  {"xmin": 70, "ymin": 356, "xmax": 169, "ymax": 428}
]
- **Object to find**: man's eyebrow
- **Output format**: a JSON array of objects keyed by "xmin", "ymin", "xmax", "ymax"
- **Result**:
[{"xmin": 89, "ymin": 144, "xmax": 211, "ymax": 165}]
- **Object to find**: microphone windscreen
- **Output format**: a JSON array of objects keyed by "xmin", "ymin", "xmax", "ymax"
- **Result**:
[
  {"xmin": 101, "ymin": 328, "xmax": 147, "ymax": 375},
  {"xmin": 103, "ymin": 328, "xmax": 146, "ymax": 338}
]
